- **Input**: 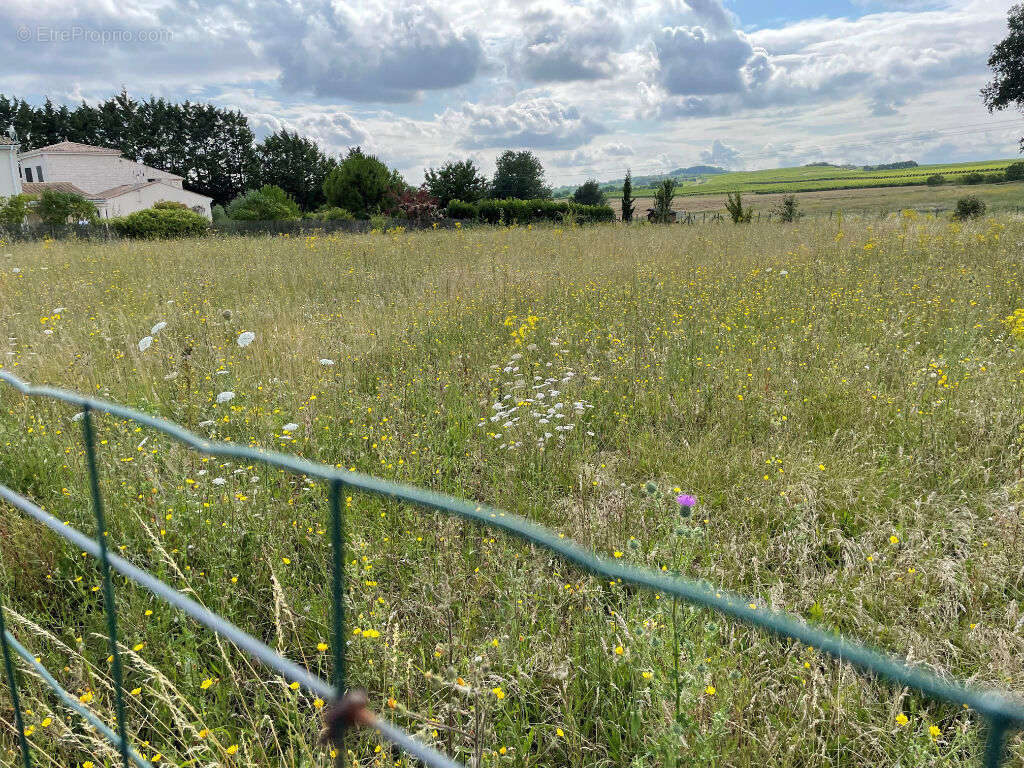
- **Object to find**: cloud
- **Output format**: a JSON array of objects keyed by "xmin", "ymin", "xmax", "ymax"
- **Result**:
[
  {"xmin": 700, "ymin": 139, "xmax": 741, "ymax": 167},
  {"xmin": 443, "ymin": 97, "xmax": 605, "ymax": 150},
  {"xmin": 516, "ymin": 5, "xmax": 625, "ymax": 83},
  {"xmin": 551, "ymin": 142, "xmax": 635, "ymax": 167},
  {"xmin": 252, "ymin": 1, "xmax": 484, "ymax": 102}
]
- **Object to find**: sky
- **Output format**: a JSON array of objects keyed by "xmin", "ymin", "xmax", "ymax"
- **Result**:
[{"xmin": 0, "ymin": 0, "xmax": 1019, "ymax": 186}]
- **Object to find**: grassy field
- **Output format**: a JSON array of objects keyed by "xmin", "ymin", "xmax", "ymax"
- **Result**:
[
  {"xmin": 2, "ymin": 217, "xmax": 1024, "ymax": 767},
  {"xmin": 612, "ymin": 180, "xmax": 1024, "ymax": 219},
  {"xmin": 617, "ymin": 159, "xmax": 1019, "ymax": 198}
]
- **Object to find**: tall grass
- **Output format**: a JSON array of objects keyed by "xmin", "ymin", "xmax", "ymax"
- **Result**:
[{"xmin": 1, "ymin": 215, "xmax": 1022, "ymax": 767}]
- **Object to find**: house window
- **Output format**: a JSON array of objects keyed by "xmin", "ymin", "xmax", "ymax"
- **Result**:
[
  {"xmin": 36, "ymin": 166, "xmax": 43, "ymax": 182},
  {"xmin": 24, "ymin": 167, "xmax": 32, "ymax": 182}
]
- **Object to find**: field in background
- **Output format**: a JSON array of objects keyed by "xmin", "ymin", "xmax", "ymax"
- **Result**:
[
  {"xmin": 611, "ymin": 180, "xmax": 1024, "ymax": 218},
  {"xmin": 616, "ymin": 159, "xmax": 1019, "ymax": 197},
  {"xmin": 2, "ymin": 219, "xmax": 1024, "ymax": 767}
]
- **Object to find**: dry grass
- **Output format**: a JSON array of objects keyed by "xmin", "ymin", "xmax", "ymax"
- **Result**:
[{"xmin": 1, "ymin": 216, "xmax": 1023, "ymax": 767}]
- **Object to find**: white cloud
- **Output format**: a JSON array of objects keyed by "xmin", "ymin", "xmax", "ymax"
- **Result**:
[{"xmin": 442, "ymin": 97, "xmax": 605, "ymax": 150}]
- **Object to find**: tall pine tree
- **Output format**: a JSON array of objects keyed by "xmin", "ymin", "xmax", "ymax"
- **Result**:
[{"xmin": 621, "ymin": 168, "xmax": 635, "ymax": 223}]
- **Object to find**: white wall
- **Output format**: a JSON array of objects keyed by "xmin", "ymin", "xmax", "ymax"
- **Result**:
[
  {"xmin": 18, "ymin": 152, "xmax": 183, "ymax": 194},
  {"xmin": 0, "ymin": 146, "xmax": 21, "ymax": 198},
  {"xmin": 99, "ymin": 182, "xmax": 212, "ymax": 219}
]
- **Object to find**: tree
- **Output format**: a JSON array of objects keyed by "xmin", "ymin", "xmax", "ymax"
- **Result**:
[
  {"xmin": 36, "ymin": 190, "xmax": 97, "ymax": 225},
  {"xmin": 491, "ymin": 150, "xmax": 551, "ymax": 200},
  {"xmin": 572, "ymin": 178, "xmax": 606, "ymax": 206},
  {"xmin": 424, "ymin": 159, "xmax": 489, "ymax": 207},
  {"xmin": 323, "ymin": 147, "xmax": 404, "ymax": 219},
  {"xmin": 772, "ymin": 195, "xmax": 799, "ymax": 222},
  {"xmin": 651, "ymin": 179, "xmax": 677, "ymax": 223},
  {"xmin": 621, "ymin": 169, "xmax": 635, "ymax": 223},
  {"xmin": 256, "ymin": 129, "xmax": 337, "ymax": 211},
  {"xmin": 1005, "ymin": 161, "xmax": 1024, "ymax": 181},
  {"xmin": 926, "ymin": 174, "xmax": 946, "ymax": 186},
  {"xmin": 225, "ymin": 185, "xmax": 301, "ymax": 221},
  {"xmin": 388, "ymin": 188, "xmax": 441, "ymax": 225},
  {"xmin": 954, "ymin": 196, "xmax": 986, "ymax": 220},
  {"xmin": 725, "ymin": 192, "xmax": 753, "ymax": 223},
  {"xmin": 983, "ymin": 5, "xmax": 1024, "ymax": 149},
  {"xmin": 0, "ymin": 194, "xmax": 36, "ymax": 228}
]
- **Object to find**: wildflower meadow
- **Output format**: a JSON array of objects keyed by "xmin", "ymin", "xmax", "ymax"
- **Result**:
[{"xmin": 1, "ymin": 214, "xmax": 1023, "ymax": 767}]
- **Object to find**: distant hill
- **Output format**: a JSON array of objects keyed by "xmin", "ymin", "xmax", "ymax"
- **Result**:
[
  {"xmin": 555, "ymin": 158, "xmax": 1016, "ymax": 199},
  {"xmin": 555, "ymin": 165, "xmax": 727, "ymax": 197}
]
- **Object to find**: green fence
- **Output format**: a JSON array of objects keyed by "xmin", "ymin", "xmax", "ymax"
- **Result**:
[{"xmin": 1, "ymin": 369, "xmax": 1022, "ymax": 767}]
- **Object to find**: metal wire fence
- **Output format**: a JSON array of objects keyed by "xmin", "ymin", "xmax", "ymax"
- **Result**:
[{"xmin": 1, "ymin": 369, "xmax": 1022, "ymax": 767}]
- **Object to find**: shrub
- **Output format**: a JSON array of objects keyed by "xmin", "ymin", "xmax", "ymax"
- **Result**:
[
  {"xmin": 109, "ymin": 206, "xmax": 210, "ymax": 238},
  {"xmin": 211, "ymin": 204, "xmax": 228, "ymax": 223},
  {"xmin": 772, "ymin": 195, "xmax": 800, "ymax": 222},
  {"xmin": 388, "ymin": 188, "xmax": 441, "ymax": 224},
  {"xmin": 962, "ymin": 172, "xmax": 987, "ymax": 185},
  {"xmin": 37, "ymin": 190, "xmax": 98, "ymax": 226},
  {"xmin": 0, "ymin": 194, "xmax": 36, "ymax": 228},
  {"xmin": 926, "ymin": 174, "xmax": 945, "ymax": 186},
  {"xmin": 446, "ymin": 199, "xmax": 477, "ymax": 220},
  {"xmin": 567, "ymin": 202, "xmax": 615, "ymax": 223},
  {"xmin": 953, "ymin": 196, "xmax": 986, "ymax": 220},
  {"xmin": 226, "ymin": 185, "xmax": 301, "ymax": 221},
  {"xmin": 153, "ymin": 200, "xmax": 189, "ymax": 210},
  {"xmin": 1006, "ymin": 162, "xmax": 1024, "ymax": 182},
  {"xmin": 319, "ymin": 207, "xmax": 355, "ymax": 221},
  {"xmin": 369, "ymin": 215, "xmax": 390, "ymax": 231},
  {"xmin": 725, "ymin": 191, "xmax": 753, "ymax": 223}
]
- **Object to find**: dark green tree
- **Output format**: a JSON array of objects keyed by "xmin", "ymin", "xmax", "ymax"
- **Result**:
[
  {"xmin": 1005, "ymin": 161, "xmax": 1024, "ymax": 181},
  {"xmin": 572, "ymin": 178, "xmax": 606, "ymax": 206},
  {"xmin": 651, "ymin": 179, "xmax": 677, "ymax": 223},
  {"xmin": 983, "ymin": 4, "xmax": 1024, "ymax": 149},
  {"xmin": 424, "ymin": 159, "xmax": 489, "ymax": 207},
  {"xmin": 491, "ymin": 150, "xmax": 551, "ymax": 200},
  {"xmin": 323, "ymin": 147, "xmax": 404, "ymax": 218},
  {"xmin": 256, "ymin": 129, "xmax": 337, "ymax": 211},
  {"xmin": 621, "ymin": 169, "xmax": 635, "ymax": 223}
]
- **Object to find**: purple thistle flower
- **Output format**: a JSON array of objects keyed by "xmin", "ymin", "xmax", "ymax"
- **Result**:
[{"xmin": 675, "ymin": 494, "xmax": 697, "ymax": 508}]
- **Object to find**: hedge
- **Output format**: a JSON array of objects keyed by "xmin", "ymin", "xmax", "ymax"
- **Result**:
[
  {"xmin": 108, "ymin": 207, "xmax": 211, "ymax": 239},
  {"xmin": 445, "ymin": 198, "xmax": 615, "ymax": 224}
]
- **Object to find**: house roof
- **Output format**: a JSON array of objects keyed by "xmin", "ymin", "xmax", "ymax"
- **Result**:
[
  {"xmin": 22, "ymin": 181, "xmax": 93, "ymax": 196},
  {"xmin": 22, "ymin": 140, "xmax": 121, "ymax": 156},
  {"xmin": 94, "ymin": 180, "xmax": 212, "ymax": 202},
  {"xmin": 136, "ymin": 163, "xmax": 184, "ymax": 180}
]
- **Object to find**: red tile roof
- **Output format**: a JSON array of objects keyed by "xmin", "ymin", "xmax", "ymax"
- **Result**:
[{"xmin": 24, "ymin": 141, "xmax": 120, "ymax": 155}]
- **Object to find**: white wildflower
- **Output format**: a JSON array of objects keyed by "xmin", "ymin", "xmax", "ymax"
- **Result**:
[
  {"xmin": 319, "ymin": 359, "xmax": 335, "ymax": 366},
  {"xmin": 138, "ymin": 336, "xmax": 154, "ymax": 352},
  {"xmin": 151, "ymin": 321, "xmax": 168, "ymax": 335},
  {"xmin": 237, "ymin": 331, "xmax": 256, "ymax": 348},
  {"xmin": 216, "ymin": 391, "xmax": 235, "ymax": 404},
  {"xmin": 283, "ymin": 422, "xmax": 299, "ymax": 432},
  {"xmin": 212, "ymin": 477, "xmax": 227, "ymax": 486}
]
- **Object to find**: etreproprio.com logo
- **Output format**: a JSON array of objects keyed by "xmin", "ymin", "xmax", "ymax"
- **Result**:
[{"xmin": 17, "ymin": 25, "xmax": 172, "ymax": 44}]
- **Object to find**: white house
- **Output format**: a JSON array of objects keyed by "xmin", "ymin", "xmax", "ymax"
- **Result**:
[
  {"xmin": 1, "ymin": 139, "xmax": 212, "ymax": 219},
  {"xmin": 0, "ymin": 135, "xmax": 21, "ymax": 198}
]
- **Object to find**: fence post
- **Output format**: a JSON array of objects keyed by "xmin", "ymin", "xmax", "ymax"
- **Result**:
[
  {"xmin": 81, "ymin": 406, "xmax": 132, "ymax": 768},
  {"xmin": 328, "ymin": 479, "xmax": 346, "ymax": 697},
  {"xmin": 0, "ymin": 601, "xmax": 32, "ymax": 768},
  {"xmin": 983, "ymin": 717, "xmax": 1009, "ymax": 768}
]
